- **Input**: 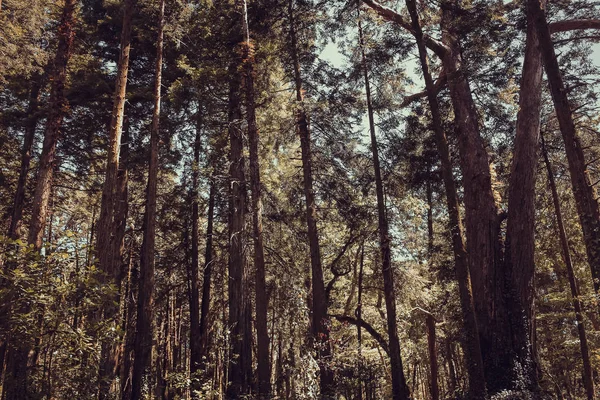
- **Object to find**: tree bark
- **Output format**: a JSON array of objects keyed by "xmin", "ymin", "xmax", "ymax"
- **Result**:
[
  {"xmin": 404, "ymin": 1, "xmax": 486, "ymax": 397},
  {"xmin": 131, "ymin": 0, "xmax": 164, "ymax": 397},
  {"xmin": 541, "ymin": 133, "xmax": 595, "ymax": 400},
  {"xmin": 530, "ymin": 0, "xmax": 600, "ymax": 313},
  {"xmin": 2, "ymin": 1, "xmax": 75, "ymax": 398},
  {"xmin": 425, "ymin": 315, "xmax": 439, "ymax": 400},
  {"xmin": 242, "ymin": 0, "xmax": 271, "ymax": 396},
  {"xmin": 503, "ymin": 1, "xmax": 546, "ymax": 393},
  {"xmin": 226, "ymin": 16, "xmax": 251, "ymax": 395},
  {"xmin": 8, "ymin": 77, "xmax": 43, "ymax": 240},
  {"xmin": 27, "ymin": 0, "xmax": 75, "ymax": 251},
  {"xmin": 358, "ymin": 7, "xmax": 409, "ymax": 399},
  {"xmin": 120, "ymin": 249, "xmax": 136, "ymax": 400},
  {"xmin": 199, "ymin": 178, "xmax": 215, "ymax": 360},
  {"xmin": 288, "ymin": 0, "xmax": 334, "ymax": 396},
  {"xmin": 97, "ymin": 0, "xmax": 137, "ymax": 283},
  {"xmin": 437, "ymin": 2, "xmax": 522, "ymax": 393},
  {"xmin": 189, "ymin": 115, "xmax": 203, "ymax": 397},
  {"xmin": 96, "ymin": 0, "xmax": 137, "ymax": 394}
]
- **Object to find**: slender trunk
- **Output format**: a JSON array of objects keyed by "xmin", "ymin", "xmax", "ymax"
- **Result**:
[
  {"xmin": 97, "ymin": 0, "xmax": 137, "ymax": 394},
  {"xmin": 189, "ymin": 115, "xmax": 202, "ymax": 391},
  {"xmin": 344, "ymin": 246, "xmax": 360, "ymax": 317},
  {"xmin": 426, "ymin": 179, "xmax": 433, "ymax": 255},
  {"xmin": 357, "ymin": 8, "xmax": 409, "ymax": 399},
  {"xmin": 288, "ymin": 0, "xmax": 334, "ymax": 395},
  {"xmin": 115, "ymin": 117, "xmax": 130, "ymax": 289},
  {"xmin": 541, "ymin": 134, "xmax": 595, "ymax": 400},
  {"xmin": 357, "ymin": 243, "xmax": 365, "ymax": 400},
  {"xmin": 8, "ymin": 77, "xmax": 43, "ymax": 240},
  {"xmin": 131, "ymin": 1, "xmax": 164, "ymax": 397},
  {"xmin": 2, "ymin": 1, "xmax": 75, "ymax": 398},
  {"xmin": 405, "ymin": 1, "xmax": 487, "ymax": 397},
  {"xmin": 242, "ymin": 1, "xmax": 271, "ymax": 396},
  {"xmin": 226, "ymin": 19, "xmax": 250, "ymax": 395},
  {"xmin": 104, "ymin": 117, "xmax": 131, "ymax": 398},
  {"xmin": 530, "ymin": 0, "xmax": 600, "ymax": 313},
  {"xmin": 446, "ymin": 339, "xmax": 457, "ymax": 395},
  {"xmin": 0, "ymin": 75, "xmax": 43, "ymax": 391},
  {"xmin": 200, "ymin": 180, "xmax": 215, "ymax": 358},
  {"xmin": 120, "ymin": 249, "xmax": 136, "ymax": 400},
  {"xmin": 97, "ymin": 0, "xmax": 137, "ymax": 281},
  {"xmin": 425, "ymin": 315, "xmax": 439, "ymax": 400},
  {"xmin": 27, "ymin": 0, "xmax": 75, "ymax": 250}
]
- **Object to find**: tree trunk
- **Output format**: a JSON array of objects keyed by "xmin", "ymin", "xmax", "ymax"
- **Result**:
[
  {"xmin": 288, "ymin": 0, "xmax": 334, "ymax": 396},
  {"xmin": 0, "ymin": 74, "xmax": 43, "ymax": 391},
  {"xmin": 97, "ymin": 0, "xmax": 137, "ymax": 283},
  {"xmin": 242, "ymin": 1, "xmax": 271, "ymax": 396},
  {"xmin": 357, "ymin": 243, "xmax": 364, "ymax": 400},
  {"xmin": 226, "ymin": 19, "xmax": 251, "ymax": 395},
  {"xmin": 96, "ymin": 0, "xmax": 137, "ymax": 394},
  {"xmin": 438, "ymin": 2, "xmax": 520, "ymax": 393},
  {"xmin": 357, "ymin": 7, "xmax": 409, "ymax": 399},
  {"xmin": 131, "ymin": 0, "xmax": 164, "ymax": 397},
  {"xmin": 120, "ymin": 249, "xmax": 136, "ymax": 400},
  {"xmin": 541, "ymin": 134, "xmax": 596, "ymax": 400},
  {"xmin": 8, "ymin": 77, "xmax": 43, "ymax": 240},
  {"xmin": 189, "ymin": 113, "xmax": 203, "ymax": 395},
  {"xmin": 530, "ymin": 0, "xmax": 600, "ymax": 313},
  {"xmin": 27, "ymin": 0, "xmax": 75, "ymax": 251},
  {"xmin": 2, "ymin": 1, "xmax": 75, "ymax": 398},
  {"xmin": 200, "ymin": 179, "xmax": 215, "ymax": 359},
  {"xmin": 503, "ymin": 0, "xmax": 547, "ymax": 393},
  {"xmin": 404, "ymin": 1, "xmax": 487, "ymax": 397},
  {"xmin": 422, "ymin": 315, "xmax": 438, "ymax": 400}
]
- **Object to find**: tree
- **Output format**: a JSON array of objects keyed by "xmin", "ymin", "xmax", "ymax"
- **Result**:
[
  {"xmin": 2, "ymin": 0, "xmax": 76, "ymax": 397},
  {"xmin": 242, "ymin": 0, "xmax": 271, "ymax": 396},
  {"xmin": 403, "ymin": 0, "xmax": 486, "ymax": 397},
  {"xmin": 288, "ymin": 0, "xmax": 334, "ymax": 395},
  {"xmin": 131, "ymin": 0, "xmax": 165, "ymax": 397},
  {"xmin": 96, "ymin": 0, "xmax": 138, "ymax": 394},
  {"xmin": 357, "ymin": 4, "xmax": 410, "ymax": 399},
  {"xmin": 541, "ymin": 131, "xmax": 595, "ymax": 400},
  {"xmin": 530, "ymin": 0, "xmax": 600, "ymax": 314}
]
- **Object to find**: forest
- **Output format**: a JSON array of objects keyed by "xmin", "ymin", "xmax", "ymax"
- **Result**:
[{"xmin": 1, "ymin": 0, "xmax": 600, "ymax": 398}]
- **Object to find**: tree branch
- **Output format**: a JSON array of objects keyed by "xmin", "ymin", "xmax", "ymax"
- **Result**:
[
  {"xmin": 325, "ymin": 234, "xmax": 358, "ymax": 302},
  {"xmin": 399, "ymin": 70, "xmax": 447, "ymax": 108},
  {"xmin": 329, "ymin": 314, "xmax": 390, "ymax": 356},
  {"xmin": 549, "ymin": 19, "xmax": 600, "ymax": 34},
  {"xmin": 361, "ymin": 0, "xmax": 449, "ymax": 58}
]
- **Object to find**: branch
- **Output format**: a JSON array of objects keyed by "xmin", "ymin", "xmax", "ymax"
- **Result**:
[
  {"xmin": 325, "ymin": 234, "xmax": 358, "ymax": 302},
  {"xmin": 549, "ymin": 19, "xmax": 600, "ymax": 34},
  {"xmin": 329, "ymin": 314, "xmax": 390, "ymax": 356},
  {"xmin": 361, "ymin": 0, "xmax": 449, "ymax": 58},
  {"xmin": 399, "ymin": 70, "xmax": 447, "ymax": 108}
]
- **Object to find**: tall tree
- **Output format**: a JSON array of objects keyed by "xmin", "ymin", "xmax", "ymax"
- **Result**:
[
  {"xmin": 530, "ymin": 0, "xmax": 600, "ymax": 313},
  {"xmin": 96, "ymin": 0, "xmax": 137, "ymax": 394},
  {"xmin": 502, "ymin": 0, "xmax": 546, "ymax": 392},
  {"xmin": 288, "ymin": 0, "xmax": 334, "ymax": 396},
  {"xmin": 189, "ymin": 114, "xmax": 203, "ymax": 394},
  {"xmin": 242, "ymin": 0, "xmax": 271, "ymax": 396},
  {"xmin": 403, "ymin": 0, "xmax": 486, "ymax": 397},
  {"xmin": 357, "ymin": 6, "xmax": 410, "ymax": 399},
  {"xmin": 541, "ymin": 132, "xmax": 595, "ymax": 400},
  {"xmin": 226, "ymin": 3, "xmax": 251, "ymax": 394},
  {"xmin": 359, "ymin": 0, "xmax": 542, "ymax": 392},
  {"xmin": 7, "ymin": 76, "xmax": 43, "ymax": 241},
  {"xmin": 131, "ymin": 0, "xmax": 165, "ymax": 397},
  {"xmin": 2, "ymin": 0, "xmax": 76, "ymax": 397}
]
